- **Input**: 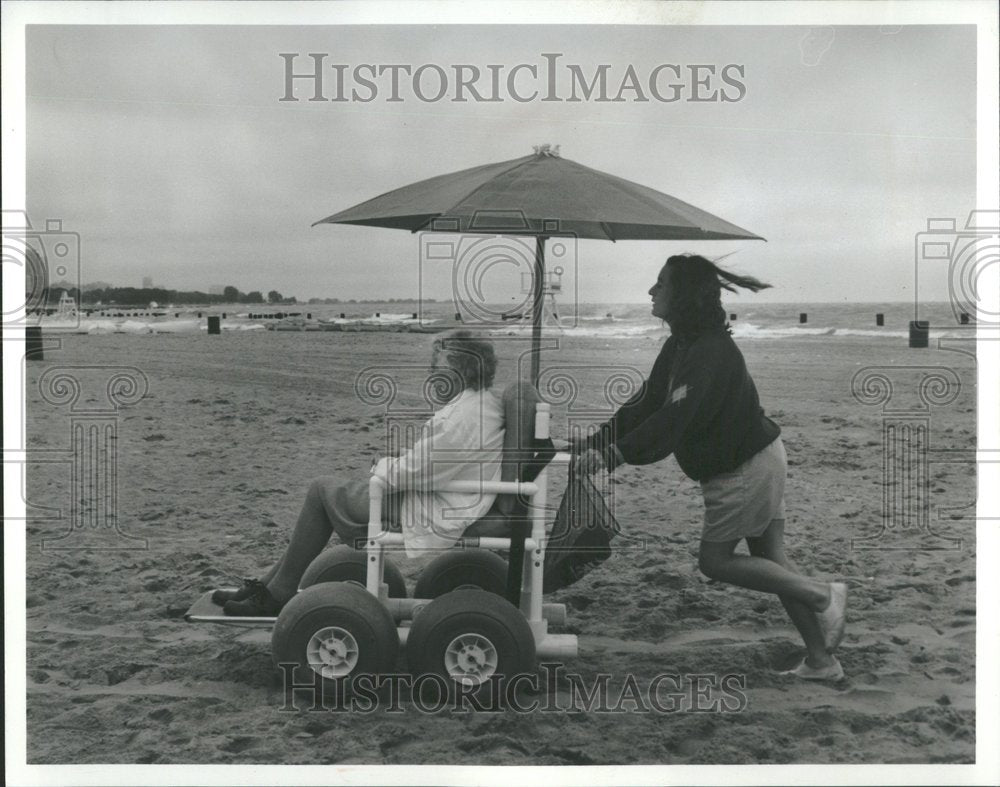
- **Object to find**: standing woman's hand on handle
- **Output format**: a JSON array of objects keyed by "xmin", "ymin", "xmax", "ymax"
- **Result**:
[{"xmin": 573, "ymin": 448, "xmax": 606, "ymax": 475}]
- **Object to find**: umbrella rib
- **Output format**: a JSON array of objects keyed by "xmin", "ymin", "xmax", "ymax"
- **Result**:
[
  {"xmin": 313, "ymin": 155, "xmax": 534, "ymax": 229},
  {"xmin": 409, "ymin": 214, "xmax": 440, "ymax": 233},
  {"xmin": 436, "ymin": 155, "xmax": 539, "ymax": 223},
  {"xmin": 407, "ymin": 156, "xmax": 539, "ymax": 234},
  {"xmin": 564, "ymin": 157, "xmax": 762, "ymax": 239},
  {"xmin": 316, "ymin": 152, "xmax": 764, "ymax": 241}
]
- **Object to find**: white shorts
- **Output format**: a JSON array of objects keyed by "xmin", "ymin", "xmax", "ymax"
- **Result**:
[{"xmin": 699, "ymin": 437, "xmax": 787, "ymax": 543}]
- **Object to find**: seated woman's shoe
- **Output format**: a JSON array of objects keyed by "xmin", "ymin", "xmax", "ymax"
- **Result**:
[
  {"xmin": 212, "ymin": 578, "xmax": 264, "ymax": 606},
  {"xmin": 223, "ymin": 583, "xmax": 285, "ymax": 617}
]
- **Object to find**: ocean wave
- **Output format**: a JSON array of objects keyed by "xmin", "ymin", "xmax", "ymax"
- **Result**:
[
  {"xmin": 489, "ymin": 323, "xmax": 662, "ymax": 339},
  {"xmin": 32, "ymin": 313, "xmax": 970, "ymax": 342},
  {"xmin": 731, "ymin": 322, "xmax": 835, "ymax": 338},
  {"xmin": 834, "ymin": 328, "xmax": 909, "ymax": 338},
  {"xmin": 561, "ymin": 324, "xmax": 663, "ymax": 337}
]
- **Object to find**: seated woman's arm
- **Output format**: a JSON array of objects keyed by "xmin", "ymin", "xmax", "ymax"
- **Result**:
[{"xmin": 372, "ymin": 406, "xmax": 496, "ymax": 491}]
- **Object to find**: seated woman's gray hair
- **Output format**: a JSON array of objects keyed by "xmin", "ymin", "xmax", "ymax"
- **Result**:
[{"xmin": 432, "ymin": 329, "xmax": 497, "ymax": 390}]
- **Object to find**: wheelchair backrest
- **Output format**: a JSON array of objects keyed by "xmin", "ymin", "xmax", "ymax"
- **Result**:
[{"xmin": 497, "ymin": 381, "xmax": 550, "ymax": 516}]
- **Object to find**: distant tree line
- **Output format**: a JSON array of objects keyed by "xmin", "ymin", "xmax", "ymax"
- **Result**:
[
  {"xmin": 61, "ymin": 285, "xmax": 298, "ymax": 306},
  {"xmin": 45, "ymin": 284, "xmax": 437, "ymax": 308},
  {"xmin": 304, "ymin": 297, "xmax": 440, "ymax": 304}
]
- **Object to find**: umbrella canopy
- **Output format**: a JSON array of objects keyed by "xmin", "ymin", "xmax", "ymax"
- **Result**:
[
  {"xmin": 315, "ymin": 147, "xmax": 764, "ymax": 383},
  {"xmin": 314, "ymin": 148, "xmax": 763, "ymax": 242}
]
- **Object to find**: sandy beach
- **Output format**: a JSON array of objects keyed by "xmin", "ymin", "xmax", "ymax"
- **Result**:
[{"xmin": 23, "ymin": 328, "xmax": 976, "ymax": 765}]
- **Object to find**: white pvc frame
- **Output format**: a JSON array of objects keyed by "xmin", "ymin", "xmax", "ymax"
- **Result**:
[{"xmin": 365, "ymin": 401, "xmax": 578, "ymax": 660}]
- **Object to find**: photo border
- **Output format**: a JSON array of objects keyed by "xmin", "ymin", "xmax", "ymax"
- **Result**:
[{"xmin": 3, "ymin": 2, "xmax": 997, "ymax": 785}]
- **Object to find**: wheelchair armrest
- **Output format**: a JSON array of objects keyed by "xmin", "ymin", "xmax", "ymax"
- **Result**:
[
  {"xmin": 433, "ymin": 480, "xmax": 538, "ymax": 496},
  {"xmin": 367, "ymin": 474, "xmax": 538, "ymax": 507}
]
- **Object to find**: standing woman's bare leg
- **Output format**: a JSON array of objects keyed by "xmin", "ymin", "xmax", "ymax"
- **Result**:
[
  {"xmin": 698, "ymin": 525, "xmax": 834, "ymax": 668},
  {"xmin": 745, "ymin": 519, "xmax": 832, "ymax": 668}
]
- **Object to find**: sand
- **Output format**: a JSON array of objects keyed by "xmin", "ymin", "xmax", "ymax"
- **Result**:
[{"xmin": 23, "ymin": 329, "xmax": 976, "ymax": 765}]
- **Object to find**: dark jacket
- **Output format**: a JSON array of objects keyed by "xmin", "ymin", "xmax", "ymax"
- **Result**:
[{"xmin": 587, "ymin": 328, "xmax": 780, "ymax": 482}]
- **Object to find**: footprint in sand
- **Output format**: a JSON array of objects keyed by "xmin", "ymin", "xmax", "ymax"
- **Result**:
[{"xmin": 219, "ymin": 736, "xmax": 258, "ymax": 754}]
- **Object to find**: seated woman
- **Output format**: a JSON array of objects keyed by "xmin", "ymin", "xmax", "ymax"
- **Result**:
[{"xmin": 218, "ymin": 329, "xmax": 505, "ymax": 616}]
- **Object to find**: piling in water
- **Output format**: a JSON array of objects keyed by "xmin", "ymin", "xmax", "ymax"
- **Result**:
[
  {"xmin": 207, "ymin": 316, "xmax": 221, "ymax": 335},
  {"xmin": 876, "ymin": 313, "xmax": 884, "ymax": 326},
  {"xmin": 26, "ymin": 326, "xmax": 44, "ymax": 361},
  {"xmin": 909, "ymin": 320, "xmax": 929, "ymax": 348},
  {"xmin": 799, "ymin": 313, "xmax": 808, "ymax": 324}
]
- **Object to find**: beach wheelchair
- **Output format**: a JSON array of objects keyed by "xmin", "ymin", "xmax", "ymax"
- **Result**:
[{"xmin": 186, "ymin": 382, "xmax": 579, "ymax": 698}]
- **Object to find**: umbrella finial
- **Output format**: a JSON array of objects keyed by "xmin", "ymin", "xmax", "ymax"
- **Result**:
[{"xmin": 532, "ymin": 144, "xmax": 561, "ymax": 158}]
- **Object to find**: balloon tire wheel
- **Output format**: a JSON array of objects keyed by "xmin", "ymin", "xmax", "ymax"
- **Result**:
[
  {"xmin": 271, "ymin": 582, "xmax": 398, "ymax": 699},
  {"xmin": 406, "ymin": 588, "xmax": 535, "ymax": 705},
  {"xmin": 299, "ymin": 544, "xmax": 407, "ymax": 598},
  {"xmin": 413, "ymin": 549, "xmax": 508, "ymax": 599}
]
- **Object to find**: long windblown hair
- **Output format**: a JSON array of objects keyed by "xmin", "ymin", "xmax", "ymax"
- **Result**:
[{"xmin": 664, "ymin": 254, "xmax": 771, "ymax": 338}]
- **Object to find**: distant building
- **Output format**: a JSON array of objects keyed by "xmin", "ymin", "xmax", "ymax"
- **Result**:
[
  {"xmin": 208, "ymin": 285, "xmax": 225, "ymax": 295},
  {"xmin": 143, "ymin": 276, "xmax": 154, "ymax": 289}
]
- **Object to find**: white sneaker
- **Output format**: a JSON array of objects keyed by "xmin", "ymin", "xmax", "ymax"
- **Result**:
[
  {"xmin": 780, "ymin": 655, "xmax": 844, "ymax": 681},
  {"xmin": 815, "ymin": 582, "xmax": 848, "ymax": 650}
]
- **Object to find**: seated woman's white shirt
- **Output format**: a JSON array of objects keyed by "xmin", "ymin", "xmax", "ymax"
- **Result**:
[{"xmin": 371, "ymin": 388, "xmax": 505, "ymax": 556}]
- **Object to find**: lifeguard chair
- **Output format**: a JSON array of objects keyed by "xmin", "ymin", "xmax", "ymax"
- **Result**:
[
  {"xmin": 519, "ymin": 265, "xmax": 564, "ymax": 331},
  {"xmin": 55, "ymin": 290, "xmax": 78, "ymax": 320}
]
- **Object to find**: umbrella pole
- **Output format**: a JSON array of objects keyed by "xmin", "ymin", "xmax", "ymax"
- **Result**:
[{"xmin": 530, "ymin": 235, "xmax": 547, "ymax": 387}]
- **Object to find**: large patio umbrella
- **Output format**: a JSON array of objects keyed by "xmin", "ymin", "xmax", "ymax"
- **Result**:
[{"xmin": 314, "ymin": 146, "xmax": 764, "ymax": 383}]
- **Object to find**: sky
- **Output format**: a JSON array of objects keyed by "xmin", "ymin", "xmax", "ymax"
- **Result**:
[{"xmin": 26, "ymin": 23, "xmax": 976, "ymax": 303}]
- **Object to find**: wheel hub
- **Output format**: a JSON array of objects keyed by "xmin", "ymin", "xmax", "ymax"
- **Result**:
[
  {"xmin": 306, "ymin": 626, "xmax": 359, "ymax": 679},
  {"xmin": 444, "ymin": 633, "xmax": 498, "ymax": 686}
]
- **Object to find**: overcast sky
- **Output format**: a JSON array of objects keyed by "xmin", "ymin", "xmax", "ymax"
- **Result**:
[{"xmin": 26, "ymin": 24, "xmax": 975, "ymax": 303}]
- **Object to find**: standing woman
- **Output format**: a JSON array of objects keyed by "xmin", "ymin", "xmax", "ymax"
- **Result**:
[{"xmin": 574, "ymin": 254, "xmax": 847, "ymax": 679}]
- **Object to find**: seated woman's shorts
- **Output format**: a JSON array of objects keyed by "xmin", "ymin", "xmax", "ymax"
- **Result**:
[
  {"xmin": 699, "ymin": 437, "xmax": 787, "ymax": 543},
  {"xmin": 315, "ymin": 478, "xmax": 403, "ymax": 549}
]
